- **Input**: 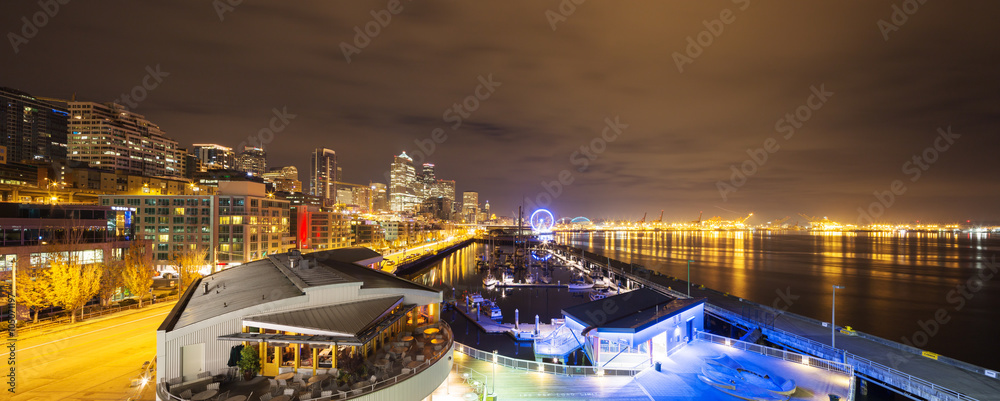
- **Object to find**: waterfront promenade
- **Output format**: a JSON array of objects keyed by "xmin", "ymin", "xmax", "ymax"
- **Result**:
[{"xmin": 561, "ymin": 245, "xmax": 1000, "ymax": 400}]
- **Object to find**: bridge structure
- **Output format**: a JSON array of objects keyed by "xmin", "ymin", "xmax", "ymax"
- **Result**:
[{"xmin": 550, "ymin": 244, "xmax": 1000, "ymax": 401}]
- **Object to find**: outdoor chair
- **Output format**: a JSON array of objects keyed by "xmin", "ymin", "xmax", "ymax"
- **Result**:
[
  {"xmin": 212, "ymin": 390, "xmax": 229, "ymax": 401},
  {"xmin": 321, "ymin": 390, "xmax": 333, "ymax": 397},
  {"xmin": 179, "ymin": 389, "xmax": 193, "ymax": 399},
  {"xmin": 278, "ymin": 379, "xmax": 287, "ymax": 387},
  {"xmin": 259, "ymin": 393, "xmax": 273, "ymax": 401},
  {"xmin": 284, "ymin": 387, "xmax": 297, "ymax": 396},
  {"xmin": 416, "ymin": 355, "xmax": 425, "ymax": 362},
  {"xmin": 206, "ymin": 382, "xmax": 219, "ymax": 391}
]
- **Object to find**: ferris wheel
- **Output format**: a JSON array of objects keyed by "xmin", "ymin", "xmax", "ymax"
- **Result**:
[{"xmin": 529, "ymin": 209, "xmax": 554, "ymax": 232}]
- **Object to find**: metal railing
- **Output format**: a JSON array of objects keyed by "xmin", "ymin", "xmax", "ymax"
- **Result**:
[
  {"xmin": 696, "ymin": 331, "xmax": 853, "ymax": 376},
  {"xmin": 454, "ymin": 342, "xmax": 643, "ymax": 376},
  {"xmin": 705, "ymin": 304, "xmax": 978, "ymax": 401},
  {"xmin": 4, "ymin": 295, "xmax": 179, "ymax": 338}
]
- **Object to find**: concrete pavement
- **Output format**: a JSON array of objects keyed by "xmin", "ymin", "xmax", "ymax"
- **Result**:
[{"xmin": 11, "ymin": 302, "xmax": 173, "ymax": 400}]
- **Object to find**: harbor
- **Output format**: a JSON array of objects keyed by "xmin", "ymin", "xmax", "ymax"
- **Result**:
[{"xmin": 401, "ymin": 232, "xmax": 1000, "ymax": 401}]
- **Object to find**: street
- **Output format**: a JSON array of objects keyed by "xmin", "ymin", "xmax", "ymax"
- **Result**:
[{"xmin": 11, "ymin": 302, "xmax": 173, "ymax": 400}]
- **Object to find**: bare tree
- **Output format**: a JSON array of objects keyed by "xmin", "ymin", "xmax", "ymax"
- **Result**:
[
  {"xmin": 15, "ymin": 263, "xmax": 52, "ymax": 323},
  {"xmin": 174, "ymin": 246, "xmax": 209, "ymax": 291},
  {"xmin": 121, "ymin": 241, "xmax": 155, "ymax": 307}
]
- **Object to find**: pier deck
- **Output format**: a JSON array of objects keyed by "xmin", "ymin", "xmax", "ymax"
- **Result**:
[{"xmin": 557, "ymin": 245, "xmax": 1000, "ymax": 400}]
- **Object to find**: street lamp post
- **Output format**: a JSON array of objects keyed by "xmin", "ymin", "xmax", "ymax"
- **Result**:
[
  {"xmin": 832, "ymin": 285, "xmax": 844, "ymax": 348},
  {"xmin": 686, "ymin": 260, "xmax": 695, "ymax": 297}
]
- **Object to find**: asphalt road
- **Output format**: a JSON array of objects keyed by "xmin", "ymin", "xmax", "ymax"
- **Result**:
[{"xmin": 11, "ymin": 302, "xmax": 173, "ymax": 400}]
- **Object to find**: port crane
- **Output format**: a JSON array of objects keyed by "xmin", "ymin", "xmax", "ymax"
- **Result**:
[
  {"xmin": 737, "ymin": 213, "xmax": 754, "ymax": 224},
  {"xmin": 638, "ymin": 212, "xmax": 647, "ymax": 223},
  {"xmin": 691, "ymin": 211, "xmax": 703, "ymax": 225},
  {"xmin": 654, "ymin": 210, "xmax": 663, "ymax": 223}
]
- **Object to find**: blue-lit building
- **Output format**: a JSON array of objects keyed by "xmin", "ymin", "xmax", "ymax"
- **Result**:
[
  {"xmin": 0, "ymin": 203, "xmax": 144, "ymax": 320},
  {"xmin": 560, "ymin": 288, "xmax": 705, "ymax": 369}
]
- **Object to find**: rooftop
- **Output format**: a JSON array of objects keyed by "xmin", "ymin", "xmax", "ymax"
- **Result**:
[
  {"xmin": 160, "ymin": 247, "xmax": 438, "ymax": 332},
  {"xmin": 561, "ymin": 288, "xmax": 705, "ymax": 331}
]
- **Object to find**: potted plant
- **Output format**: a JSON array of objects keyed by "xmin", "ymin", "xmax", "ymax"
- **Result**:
[{"xmin": 237, "ymin": 346, "xmax": 261, "ymax": 381}]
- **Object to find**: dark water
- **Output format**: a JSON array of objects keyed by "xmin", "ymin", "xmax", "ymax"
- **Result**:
[{"xmin": 554, "ymin": 230, "xmax": 1000, "ymax": 371}]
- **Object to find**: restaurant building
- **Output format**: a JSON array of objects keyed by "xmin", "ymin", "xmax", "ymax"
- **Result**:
[
  {"xmin": 157, "ymin": 247, "xmax": 452, "ymax": 400},
  {"xmin": 559, "ymin": 288, "xmax": 705, "ymax": 369}
]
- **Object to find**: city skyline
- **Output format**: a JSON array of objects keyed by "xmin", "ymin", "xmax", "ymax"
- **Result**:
[{"xmin": 3, "ymin": 1, "xmax": 999, "ymax": 223}]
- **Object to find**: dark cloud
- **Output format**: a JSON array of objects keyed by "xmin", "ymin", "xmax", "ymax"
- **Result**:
[{"xmin": 2, "ymin": 0, "xmax": 998, "ymax": 222}]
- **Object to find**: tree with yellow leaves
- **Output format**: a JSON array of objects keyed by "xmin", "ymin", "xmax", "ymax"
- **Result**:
[
  {"xmin": 15, "ymin": 263, "xmax": 52, "ymax": 323},
  {"xmin": 174, "ymin": 246, "xmax": 209, "ymax": 291},
  {"xmin": 46, "ymin": 253, "xmax": 101, "ymax": 324},
  {"xmin": 121, "ymin": 241, "xmax": 155, "ymax": 307}
]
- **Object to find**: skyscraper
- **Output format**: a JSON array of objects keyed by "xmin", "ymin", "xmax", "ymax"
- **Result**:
[
  {"xmin": 389, "ymin": 152, "xmax": 419, "ymax": 212},
  {"xmin": 310, "ymin": 148, "xmax": 336, "ymax": 206},
  {"xmin": 0, "ymin": 87, "xmax": 68, "ymax": 164},
  {"xmin": 68, "ymin": 101, "xmax": 182, "ymax": 177},
  {"xmin": 236, "ymin": 146, "xmax": 267, "ymax": 176},
  {"xmin": 191, "ymin": 144, "xmax": 236, "ymax": 170},
  {"xmin": 462, "ymin": 191, "xmax": 479, "ymax": 223},
  {"xmin": 370, "ymin": 182, "xmax": 388, "ymax": 212}
]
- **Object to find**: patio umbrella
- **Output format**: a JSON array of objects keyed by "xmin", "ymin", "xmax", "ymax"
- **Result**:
[{"xmin": 227, "ymin": 344, "xmax": 244, "ymax": 367}]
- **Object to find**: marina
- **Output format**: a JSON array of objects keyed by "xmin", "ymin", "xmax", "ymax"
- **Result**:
[{"xmin": 403, "ymin": 232, "xmax": 1000, "ymax": 400}]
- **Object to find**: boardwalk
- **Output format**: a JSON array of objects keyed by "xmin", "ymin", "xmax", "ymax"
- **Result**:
[{"xmin": 565, "ymin": 246, "xmax": 1000, "ymax": 400}]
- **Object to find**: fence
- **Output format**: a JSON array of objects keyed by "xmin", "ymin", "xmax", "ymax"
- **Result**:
[
  {"xmin": 695, "ymin": 330, "xmax": 853, "ymax": 376},
  {"xmin": 454, "ymin": 342, "xmax": 642, "ymax": 377},
  {"xmin": 6, "ymin": 294, "xmax": 179, "ymax": 337},
  {"xmin": 704, "ymin": 304, "xmax": 978, "ymax": 401}
]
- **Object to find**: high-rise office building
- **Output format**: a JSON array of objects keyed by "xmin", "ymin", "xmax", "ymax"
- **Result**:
[
  {"xmin": 236, "ymin": 146, "xmax": 266, "ymax": 176},
  {"xmin": 389, "ymin": 152, "xmax": 420, "ymax": 212},
  {"xmin": 310, "ymin": 148, "xmax": 336, "ymax": 206},
  {"xmin": 191, "ymin": 144, "xmax": 236, "ymax": 170},
  {"xmin": 370, "ymin": 182, "xmax": 388, "ymax": 212},
  {"xmin": 462, "ymin": 191, "xmax": 479, "ymax": 223},
  {"xmin": 0, "ymin": 87, "xmax": 68, "ymax": 164},
  {"xmin": 68, "ymin": 102, "xmax": 182, "ymax": 177}
]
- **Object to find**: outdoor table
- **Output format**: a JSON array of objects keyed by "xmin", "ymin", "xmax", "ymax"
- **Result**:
[
  {"xmin": 406, "ymin": 361, "xmax": 422, "ymax": 369},
  {"xmin": 308, "ymin": 373, "xmax": 331, "ymax": 384},
  {"xmin": 223, "ymin": 396, "xmax": 247, "ymax": 401},
  {"xmin": 422, "ymin": 328, "xmax": 440, "ymax": 336},
  {"xmin": 275, "ymin": 372, "xmax": 295, "ymax": 381},
  {"xmin": 375, "ymin": 359, "xmax": 390, "ymax": 370},
  {"xmin": 402, "ymin": 335, "xmax": 414, "ymax": 342},
  {"xmin": 190, "ymin": 389, "xmax": 218, "ymax": 401},
  {"xmin": 430, "ymin": 338, "xmax": 444, "ymax": 345},
  {"xmin": 271, "ymin": 395, "xmax": 290, "ymax": 401}
]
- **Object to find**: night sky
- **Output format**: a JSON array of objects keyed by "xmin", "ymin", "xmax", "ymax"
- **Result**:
[{"xmin": 3, "ymin": 1, "xmax": 998, "ymax": 223}]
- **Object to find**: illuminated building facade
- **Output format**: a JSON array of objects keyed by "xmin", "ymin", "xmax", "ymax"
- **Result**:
[
  {"xmin": 236, "ymin": 146, "xmax": 267, "ymax": 176},
  {"xmin": 0, "ymin": 87, "xmax": 68, "ymax": 164},
  {"xmin": 310, "ymin": 148, "xmax": 336, "ymax": 207},
  {"xmin": 68, "ymin": 102, "xmax": 183, "ymax": 177},
  {"xmin": 389, "ymin": 152, "xmax": 419, "ymax": 212}
]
